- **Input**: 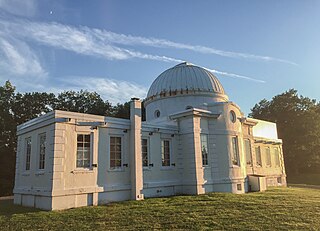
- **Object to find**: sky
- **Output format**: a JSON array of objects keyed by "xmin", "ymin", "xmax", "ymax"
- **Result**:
[{"xmin": 0, "ymin": 0, "xmax": 320, "ymax": 115}]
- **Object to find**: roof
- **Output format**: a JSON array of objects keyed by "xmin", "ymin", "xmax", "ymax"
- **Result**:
[{"xmin": 147, "ymin": 62, "xmax": 226, "ymax": 99}]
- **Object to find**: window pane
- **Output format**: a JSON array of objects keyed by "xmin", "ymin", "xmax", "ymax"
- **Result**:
[
  {"xmin": 84, "ymin": 135, "xmax": 90, "ymax": 142},
  {"xmin": 201, "ymin": 134, "xmax": 208, "ymax": 166},
  {"xmin": 76, "ymin": 134, "xmax": 91, "ymax": 168},
  {"xmin": 231, "ymin": 137, "xmax": 239, "ymax": 166},
  {"xmin": 266, "ymin": 147, "xmax": 271, "ymax": 166},
  {"xmin": 25, "ymin": 137, "xmax": 31, "ymax": 170},
  {"xmin": 245, "ymin": 139, "xmax": 252, "ymax": 166},
  {"xmin": 110, "ymin": 137, "xmax": 122, "ymax": 169},
  {"xmin": 115, "ymin": 159, "xmax": 121, "ymax": 167},
  {"xmin": 161, "ymin": 140, "xmax": 170, "ymax": 166},
  {"xmin": 274, "ymin": 148, "xmax": 280, "ymax": 167},
  {"xmin": 255, "ymin": 146, "xmax": 262, "ymax": 166}
]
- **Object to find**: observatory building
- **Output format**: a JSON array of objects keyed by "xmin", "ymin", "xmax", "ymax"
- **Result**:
[{"xmin": 13, "ymin": 62, "xmax": 287, "ymax": 210}]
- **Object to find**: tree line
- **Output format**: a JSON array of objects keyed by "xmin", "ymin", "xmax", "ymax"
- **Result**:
[{"xmin": 1, "ymin": 81, "xmax": 320, "ymax": 196}]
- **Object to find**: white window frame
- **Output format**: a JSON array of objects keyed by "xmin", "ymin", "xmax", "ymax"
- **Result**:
[
  {"xmin": 109, "ymin": 135, "xmax": 124, "ymax": 171},
  {"xmin": 244, "ymin": 139, "xmax": 252, "ymax": 166},
  {"xmin": 265, "ymin": 147, "xmax": 271, "ymax": 167},
  {"xmin": 161, "ymin": 139, "xmax": 171, "ymax": 168},
  {"xmin": 274, "ymin": 147, "xmax": 280, "ymax": 167},
  {"xmin": 141, "ymin": 137, "xmax": 149, "ymax": 169},
  {"xmin": 25, "ymin": 137, "xmax": 32, "ymax": 171},
  {"xmin": 76, "ymin": 133, "xmax": 92, "ymax": 169},
  {"xmin": 231, "ymin": 136, "xmax": 240, "ymax": 166},
  {"xmin": 200, "ymin": 134, "xmax": 209, "ymax": 166},
  {"xmin": 255, "ymin": 146, "xmax": 262, "ymax": 167},
  {"xmin": 38, "ymin": 133, "xmax": 46, "ymax": 170}
]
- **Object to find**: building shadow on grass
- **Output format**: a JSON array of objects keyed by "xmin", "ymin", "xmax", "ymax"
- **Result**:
[{"xmin": 0, "ymin": 199, "xmax": 41, "ymax": 216}]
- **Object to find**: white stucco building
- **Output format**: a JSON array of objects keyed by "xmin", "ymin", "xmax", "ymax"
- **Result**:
[{"xmin": 13, "ymin": 62, "xmax": 287, "ymax": 210}]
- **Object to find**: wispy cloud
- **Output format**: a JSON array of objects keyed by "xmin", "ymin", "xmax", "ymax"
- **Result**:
[
  {"xmin": 0, "ymin": 37, "xmax": 47, "ymax": 77},
  {"xmin": 0, "ymin": 19, "xmax": 183, "ymax": 63},
  {"xmin": 203, "ymin": 67, "xmax": 266, "ymax": 83},
  {"xmin": 91, "ymin": 29, "xmax": 298, "ymax": 66},
  {"xmin": 58, "ymin": 77, "xmax": 147, "ymax": 104}
]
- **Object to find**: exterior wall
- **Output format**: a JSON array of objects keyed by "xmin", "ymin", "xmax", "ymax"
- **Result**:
[
  {"xmin": 145, "ymin": 94, "xmax": 227, "ymax": 122},
  {"xmin": 178, "ymin": 116, "xmax": 205, "ymax": 195},
  {"xmin": 14, "ymin": 112, "xmax": 56, "ymax": 210},
  {"xmin": 141, "ymin": 130, "xmax": 180, "ymax": 197},
  {"xmin": 252, "ymin": 142, "xmax": 287, "ymax": 187},
  {"xmin": 96, "ymin": 127, "xmax": 131, "ymax": 204},
  {"xmin": 207, "ymin": 102, "xmax": 247, "ymax": 193}
]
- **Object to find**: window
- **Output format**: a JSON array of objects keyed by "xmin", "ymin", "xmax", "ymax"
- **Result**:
[
  {"xmin": 274, "ymin": 147, "xmax": 280, "ymax": 167},
  {"xmin": 255, "ymin": 146, "xmax": 262, "ymax": 167},
  {"xmin": 277, "ymin": 177, "xmax": 282, "ymax": 184},
  {"xmin": 161, "ymin": 140, "xmax": 170, "ymax": 167},
  {"xmin": 265, "ymin": 147, "xmax": 271, "ymax": 167},
  {"xmin": 237, "ymin": 184, "xmax": 242, "ymax": 191},
  {"xmin": 110, "ymin": 136, "xmax": 122, "ymax": 169},
  {"xmin": 200, "ymin": 134, "xmax": 208, "ymax": 166},
  {"xmin": 25, "ymin": 137, "xmax": 31, "ymax": 170},
  {"xmin": 141, "ymin": 138, "xmax": 148, "ymax": 167},
  {"xmin": 76, "ymin": 134, "xmax": 91, "ymax": 168},
  {"xmin": 39, "ymin": 133, "xmax": 46, "ymax": 170},
  {"xmin": 244, "ymin": 139, "xmax": 252, "ymax": 166},
  {"xmin": 231, "ymin": 137, "xmax": 240, "ymax": 166},
  {"xmin": 230, "ymin": 110, "xmax": 236, "ymax": 123},
  {"xmin": 154, "ymin": 110, "xmax": 160, "ymax": 118}
]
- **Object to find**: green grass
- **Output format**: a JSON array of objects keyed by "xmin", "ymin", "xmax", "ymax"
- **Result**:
[{"xmin": 1, "ymin": 187, "xmax": 320, "ymax": 230}]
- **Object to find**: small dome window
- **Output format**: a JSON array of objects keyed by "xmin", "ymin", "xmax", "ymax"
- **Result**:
[
  {"xmin": 185, "ymin": 106, "xmax": 193, "ymax": 110},
  {"xmin": 230, "ymin": 110, "xmax": 237, "ymax": 123},
  {"xmin": 154, "ymin": 110, "xmax": 161, "ymax": 118}
]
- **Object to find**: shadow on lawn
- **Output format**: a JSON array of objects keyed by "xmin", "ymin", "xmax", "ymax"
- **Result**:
[{"xmin": 0, "ymin": 199, "xmax": 41, "ymax": 216}]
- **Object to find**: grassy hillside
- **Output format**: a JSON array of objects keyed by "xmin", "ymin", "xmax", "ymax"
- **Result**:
[{"xmin": 1, "ymin": 187, "xmax": 319, "ymax": 230}]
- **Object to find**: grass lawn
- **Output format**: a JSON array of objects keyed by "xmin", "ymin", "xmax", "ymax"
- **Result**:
[{"xmin": 0, "ymin": 187, "xmax": 319, "ymax": 230}]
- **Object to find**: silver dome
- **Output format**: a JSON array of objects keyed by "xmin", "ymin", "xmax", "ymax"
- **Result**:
[{"xmin": 147, "ymin": 62, "xmax": 225, "ymax": 99}]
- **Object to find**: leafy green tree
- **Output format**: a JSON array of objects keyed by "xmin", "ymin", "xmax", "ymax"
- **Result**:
[
  {"xmin": 250, "ymin": 89, "xmax": 320, "ymax": 176},
  {"xmin": 54, "ymin": 90, "xmax": 112, "ymax": 116},
  {"xmin": 0, "ymin": 81, "xmax": 17, "ymax": 195},
  {"xmin": 111, "ymin": 102, "xmax": 130, "ymax": 119}
]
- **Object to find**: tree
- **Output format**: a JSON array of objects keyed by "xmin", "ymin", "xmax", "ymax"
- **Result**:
[
  {"xmin": 250, "ymin": 89, "xmax": 320, "ymax": 176},
  {"xmin": 111, "ymin": 102, "xmax": 130, "ymax": 119},
  {"xmin": 54, "ymin": 90, "xmax": 112, "ymax": 116}
]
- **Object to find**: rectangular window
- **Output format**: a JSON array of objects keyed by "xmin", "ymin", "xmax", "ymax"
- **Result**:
[
  {"xmin": 25, "ymin": 137, "xmax": 31, "ymax": 170},
  {"xmin": 231, "ymin": 137, "xmax": 240, "ymax": 166},
  {"xmin": 265, "ymin": 147, "xmax": 271, "ymax": 167},
  {"xmin": 76, "ymin": 134, "xmax": 91, "ymax": 168},
  {"xmin": 110, "ymin": 136, "xmax": 122, "ymax": 169},
  {"xmin": 200, "ymin": 134, "xmax": 208, "ymax": 166},
  {"xmin": 141, "ymin": 138, "xmax": 148, "ymax": 167},
  {"xmin": 39, "ymin": 133, "xmax": 46, "ymax": 170},
  {"xmin": 244, "ymin": 139, "xmax": 252, "ymax": 166},
  {"xmin": 161, "ymin": 140, "xmax": 171, "ymax": 167},
  {"xmin": 255, "ymin": 146, "xmax": 262, "ymax": 167},
  {"xmin": 274, "ymin": 147, "xmax": 280, "ymax": 167}
]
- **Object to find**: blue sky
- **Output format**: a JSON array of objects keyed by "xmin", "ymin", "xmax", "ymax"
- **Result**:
[{"xmin": 0, "ymin": 0, "xmax": 319, "ymax": 115}]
